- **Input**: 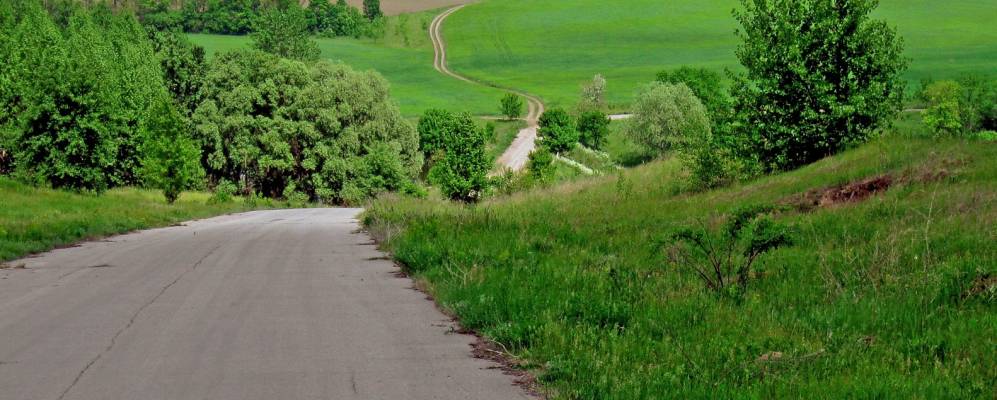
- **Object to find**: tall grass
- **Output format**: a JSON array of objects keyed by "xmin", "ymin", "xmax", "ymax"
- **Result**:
[{"xmin": 365, "ymin": 137, "xmax": 996, "ymax": 398}]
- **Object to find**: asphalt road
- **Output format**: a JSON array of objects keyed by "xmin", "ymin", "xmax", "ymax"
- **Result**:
[{"xmin": 0, "ymin": 209, "xmax": 531, "ymax": 400}]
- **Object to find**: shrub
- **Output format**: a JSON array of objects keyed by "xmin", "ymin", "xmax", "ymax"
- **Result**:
[
  {"xmin": 576, "ymin": 110, "xmax": 610, "ymax": 150},
  {"xmin": 922, "ymin": 81, "xmax": 964, "ymax": 137},
  {"xmin": 665, "ymin": 206, "xmax": 792, "ymax": 296},
  {"xmin": 537, "ymin": 108, "xmax": 578, "ymax": 154},
  {"xmin": 578, "ymin": 74, "xmax": 606, "ymax": 112},
  {"xmin": 251, "ymin": 6, "xmax": 320, "ymax": 62},
  {"xmin": 500, "ymin": 93, "xmax": 524, "ymax": 120},
  {"xmin": 193, "ymin": 51, "xmax": 421, "ymax": 203},
  {"xmin": 956, "ymin": 75, "xmax": 997, "ymax": 132},
  {"xmin": 209, "ymin": 179, "xmax": 237, "ymax": 204},
  {"xmin": 974, "ymin": 131, "xmax": 997, "ymax": 141},
  {"xmin": 623, "ymin": 82, "xmax": 711, "ymax": 156},
  {"xmin": 140, "ymin": 98, "xmax": 204, "ymax": 203},
  {"xmin": 428, "ymin": 113, "xmax": 489, "ymax": 202},
  {"xmin": 527, "ymin": 146, "xmax": 555, "ymax": 182},
  {"xmin": 731, "ymin": 0, "xmax": 907, "ymax": 171}
]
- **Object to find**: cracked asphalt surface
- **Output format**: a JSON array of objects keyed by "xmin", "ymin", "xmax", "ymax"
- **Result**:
[{"xmin": 0, "ymin": 209, "xmax": 531, "ymax": 400}]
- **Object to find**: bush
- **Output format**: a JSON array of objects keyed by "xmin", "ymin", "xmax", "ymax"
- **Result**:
[
  {"xmin": 209, "ymin": 179, "xmax": 237, "ymax": 204},
  {"xmin": 665, "ymin": 206, "xmax": 792, "ymax": 296},
  {"xmin": 537, "ymin": 108, "xmax": 578, "ymax": 154},
  {"xmin": 428, "ymin": 113, "xmax": 489, "ymax": 202},
  {"xmin": 922, "ymin": 81, "xmax": 964, "ymax": 137},
  {"xmin": 576, "ymin": 110, "xmax": 610, "ymax": 150},
  {"xmin": 500, "ymin": 93, "xmax": 524, "ymax": 120},
  {"xmin": 140, "ymin": 98, "xmax": 204, "ymax": 203},
  {"xmin": 731, "ymin": 0, "xmax": 907, "ymax": 171},
  {"xmin": 974, "ymin": 130, "xmax": 997, "ymax": 141},
  {"xmin": 193, "ymin": 51, "xmax": 421, "ymax": 204},
  {"xmin": 527, "ymin": 146, "xmax": 555, "ymax": 182},
  {"xmin": 956, "ymin": 75, "xmax": 997, "ymax": 132},
  {"xmin": 623, "ymin": 82, "xmax": 711, "ymax": 156},
  {"xmin": 251, "ymin": 6, "xmax": 320, "ymax": 62}
]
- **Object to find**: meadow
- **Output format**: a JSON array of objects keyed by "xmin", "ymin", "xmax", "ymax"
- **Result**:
[
  {"xmin": 365, "ymin": 135, "xmax": 997, "ymax": 398},
  {"xmin": 0, "ymin": 179, "xmax": 260, "ymax": 262},
  {"xmin": 444, "ymin": 0, "xmax": 997, "ymax": 110},
  {"xmin": 189, "ymin": 9, "xmax": 506, "ymax": 117}
]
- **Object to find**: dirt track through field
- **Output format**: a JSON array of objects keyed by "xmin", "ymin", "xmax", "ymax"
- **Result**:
[{"xmin": 430, "ymin": 5, "xmax": 544, "ymax": 172}]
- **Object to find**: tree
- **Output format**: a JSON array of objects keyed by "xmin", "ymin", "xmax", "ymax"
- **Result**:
[
  {"xmin": 922, "ymin": 81, "xmax": 963, "ymax": 137},
  {"xmin": 576, "ymin": 110, "xmax": 610, "ymax": 150},
  {"xmin": 140, "ymin": 98, "xmax": 204, "ymax": 203},
  {"xmin": 251, "ymin": 6, "xmax": 320, "ymax": 62},
  {"xmin": 656, "ymin": 67, "xmax": 729, "ymax": 126},
  {"xmin": 957, "ymin": 75, "xmax": 997, "ymax": 132},
  {"xmin": 623, "ymin": 82, "xmax": 711, "ymax": 156},
  {"xmin": 428, "ymin": 113, "xmax": 489, "ymax": 202},
  {"xmin": 731, "ymin": 0, "xmax": 907, "ymax": 170},
  {"xmin": 578, "ymin": 74, "xmax": 606, "ymax": 112},
  {"xmin": 363, "ymin": 0, "xmax": 382, "ymax": 21},
  {"xmin": 500, "ymin": 93, "xmax": 523, "ymax": 120},
  {"xmin": 537, "ymin": 108, "xmax": 578, "ymax": 154},
  {"xmin": 417, "ymin": 108, "xmax": 454, "ymax": 160},
  {"xmin": 193, "ymin": 51, "xmax": 421, "ymax": 204},
  {"xmin": 149, "ymin": 30, "xmax": 206, "ymax": 116},
  {"xmin": 527, "ymin": 146, "xmax": 555, "ymax": 182}
]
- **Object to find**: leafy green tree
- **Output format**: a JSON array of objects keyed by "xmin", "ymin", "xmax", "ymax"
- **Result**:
[
  {"xmin": 624, "ymin": 82, "xmax": 710, "ymax": 156},
  {"xmin": 417, "ymin": 108, "xmax": 454, "ymax": 159},
  {"xmin": 922, "ymin": 80, "xmax": 963, "ymax": 137},
  {"xmin": 576, "ymin": 110, "xmax": 610, "ymax": 150},
  {"xmin": 527, "ymin": 146, "xmax": 555, "ymax": 182},
  {"xmin": 957, "ymin": 75, "xmax": 997, "ymax": 132},
  {"xmin": 251, "ymin": 6, "xmax": 320, "ymax": 62},
  {"xmin": 731, "ymin": 0, "xmax": 907, "ymax": 170},
  {"xmin": 656, "ymin": 67, "xmax": 729, "ymax": 126},
  {"xmin": 363, "ymin": 0, "xmax": 381, "ymax": 20},
  {"xmin": 140, "ymin": 98, "xmax": 204, "ymax": 203},
  {"xmin": 537, "ymin": 108, "xmax": 578, "ymax": 154},
  {"xmin": 193, "ymin": 50, "xmax": 421, "ymax": 204},
  {"xmin": 500, "ymin": 93, "xmax": 523, "ymax": 120},
  {"xmin": 428, "ymin": 113, "xmax": 489, "ymax": 202},
  {"xmin": 149, "ymin": 30, "xmax": 206, "ymax": 116}
]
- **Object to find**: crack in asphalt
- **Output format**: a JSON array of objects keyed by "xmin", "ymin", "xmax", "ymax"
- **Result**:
[{"xmin": 56, "ymin": 244, "xmax": 223, "ymax": 400}]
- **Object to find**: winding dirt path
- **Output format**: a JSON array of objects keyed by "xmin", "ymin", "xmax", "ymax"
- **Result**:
[{"xmin": 430, "ymin": 5, "xmax": 544, "ymax": 172}]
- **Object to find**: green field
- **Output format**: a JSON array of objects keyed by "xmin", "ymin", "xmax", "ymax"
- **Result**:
[
  {"xmin": 0, "ymin": 179, "xmax": 262, "ymax": 262},
  {"xmin": 189, "ymin": 9, "xmax": 507, "ymax": 117},
  {"xmin": 365, "ymin": 135, "xmax": 997, "ymax": 398},
  {"xmin": 445, "ymin": 0, "xmax": 997, "ymax": 110}
]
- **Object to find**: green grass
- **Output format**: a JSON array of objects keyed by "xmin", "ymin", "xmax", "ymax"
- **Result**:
[
  {"xmin": 0, "ymin": 179, "xmax": 261, "ymax": 262},
  {"xmin": 188, "ymin": 9, "xmax": 507, "ymax": 117},
  {"xmin": 445, "ymin": 0, "xmax": 997, "ymax": 110},
  {"xmin": 364, "ymin": 137, "xmax": 997, "ymax": 398}
]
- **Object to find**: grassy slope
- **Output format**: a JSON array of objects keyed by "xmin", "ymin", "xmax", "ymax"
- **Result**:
[
  {"xmin": 189, "ymin": 9, "xmax": 506, "ymax": 117},
  {"xmin": 0, "ymin": 179, "xmax": 259, "ymax": 262},
  {"xmin": 445, "ymin": 0, "xmax": 997, "ymax": 110},
  {"xmin": 365, "ymin": 137, "xmax": 996, "ymax": 398}
]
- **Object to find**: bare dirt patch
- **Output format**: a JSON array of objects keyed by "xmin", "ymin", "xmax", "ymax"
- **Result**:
[{"xmin": 785, "ymin": 175, "xmax": 895, "ymax": 211}]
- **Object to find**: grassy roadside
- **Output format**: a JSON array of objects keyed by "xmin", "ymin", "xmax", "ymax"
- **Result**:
[
  {"xmin": 363, "ymin": 137, "xmax": 996, "ymax": 398},
  {"xmin": 0, "ymin": 179, "xmax": 262, "ymax": 262}
]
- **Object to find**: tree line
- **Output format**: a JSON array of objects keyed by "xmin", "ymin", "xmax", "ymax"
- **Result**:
[{"xmin": 0, "ymin": 0, "xmax": 419, "ymax": 204}]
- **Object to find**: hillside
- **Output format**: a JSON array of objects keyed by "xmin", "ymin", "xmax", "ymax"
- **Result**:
[
  {"xmin": 364, "ymin": 137, "xmax": 996, "ymax": 398},
  {"xmin": 445, "ymin": 0, "xmax": 997, "ymax": 110}
]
